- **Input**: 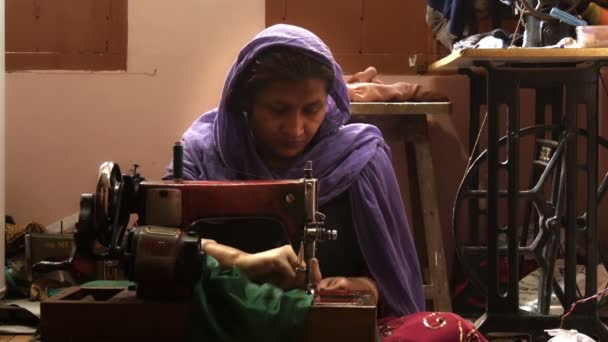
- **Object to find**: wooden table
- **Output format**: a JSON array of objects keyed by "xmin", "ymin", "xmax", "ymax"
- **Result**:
[
  {"xmin": 429, "ymin": 47, "xmax": 608, "ymax": 71},
  {"xmin": 39, "ymin": 286, "xmax": 378, "ymax": 342},
  {"xmin": 430, "ymin": 48, "xmax": 608, "ymax": 340},
  {"xmin": 350, "ymin": 101, "xmax": 453, "ymax": 313},
  {"xmin": 0, "ymin": 336, "xmax": 32, "ymax": 342}
]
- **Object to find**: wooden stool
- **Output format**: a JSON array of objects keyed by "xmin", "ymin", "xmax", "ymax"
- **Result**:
[{"xmin": 350, "ymin": 102, "xmax": 452, "ymax": 312}]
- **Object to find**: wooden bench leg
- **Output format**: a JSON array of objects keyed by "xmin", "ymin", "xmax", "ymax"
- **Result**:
[
  {"xmin": 407, "ymin": 117, "xmax": 452, "ymax": 312},
  {"xmin": 350, "ymin": 113, "xmax": 452, "ymax": 312}
]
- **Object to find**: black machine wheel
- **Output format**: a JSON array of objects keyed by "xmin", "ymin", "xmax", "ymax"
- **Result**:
[
  {"xmin": 453, "ymin": 124, "xmax": 608, "ymax": 314},
  {"xmin": 95, "ymin": 161, "xmax": 124, "ymax": 248}
]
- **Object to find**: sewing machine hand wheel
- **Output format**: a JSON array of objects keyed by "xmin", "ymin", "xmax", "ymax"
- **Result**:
[
  {"xmin": 33, "ymin": 162, "xmax": 126, "ymax": 274},
  {"xmin": 95, "ymin": 161, "xmax": 125, "ymax": 248}
]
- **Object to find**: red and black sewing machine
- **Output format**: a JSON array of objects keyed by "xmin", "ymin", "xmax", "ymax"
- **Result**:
[{"xmin": 35, "ymin": 151, "xmax": 377, "ymax": 341}]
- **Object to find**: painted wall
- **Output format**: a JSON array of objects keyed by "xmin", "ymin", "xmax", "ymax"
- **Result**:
[
  {"xmin": 6, "ymin": 0, "xmax": 265, "ymax": 226},
  {"xmin": 1, "ymin": 0, "xmax": 6, "ymax": 299}
]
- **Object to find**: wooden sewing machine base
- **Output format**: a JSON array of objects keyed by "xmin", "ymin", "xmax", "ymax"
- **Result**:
[{"xmin": 41, "ymin": 286, "xmax": 378, "ymax": 341}]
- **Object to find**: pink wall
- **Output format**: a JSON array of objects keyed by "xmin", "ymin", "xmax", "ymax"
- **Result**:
[
  {"xmin": 6, "ymin": 0, "xmax": 265, "ymax": 225},
  {"xmin": 1, "ymin": 0, "xmax": 6, "ymax": 298}
]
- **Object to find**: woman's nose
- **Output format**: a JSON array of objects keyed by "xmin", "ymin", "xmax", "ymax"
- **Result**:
[{"xmin": 281, "ymin": 112, "xmax": 305, "ymax": 137}]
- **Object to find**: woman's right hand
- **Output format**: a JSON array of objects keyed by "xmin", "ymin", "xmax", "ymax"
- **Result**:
[
  {"xmin": 234, "ymin": 244, "xmax": 301, "ymax": 289},
  {"xmin": 202, "ymin": 240, "xmax": 322, "ymax": 290},
  {"xmin": 235, "ymin": 245, "xmax": 323, "ymax": 290}
]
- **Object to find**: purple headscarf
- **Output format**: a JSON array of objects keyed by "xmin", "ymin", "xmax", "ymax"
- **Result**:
[{"xmin": 167, "ymin": 24, "xmax": 424, "ymax": 316}]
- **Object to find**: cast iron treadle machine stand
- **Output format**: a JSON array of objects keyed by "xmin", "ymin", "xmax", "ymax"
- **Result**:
[{"xmin": 453, "ymin": 59, "xmax": 608, "ymax": 340}]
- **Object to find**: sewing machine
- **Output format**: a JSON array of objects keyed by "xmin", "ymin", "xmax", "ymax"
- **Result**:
[
  {"xmin": 34, "ymin": 155, "xmax": 377, "ymax": 341},
  {"xmin": 518, "ymin": 0, "xmax": 582, "ymax": 47}
]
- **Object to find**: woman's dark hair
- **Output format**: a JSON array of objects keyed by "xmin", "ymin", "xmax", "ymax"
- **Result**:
[{"xmin": 231, "ymin": 47, "xmax": 335, "ymax": 112}]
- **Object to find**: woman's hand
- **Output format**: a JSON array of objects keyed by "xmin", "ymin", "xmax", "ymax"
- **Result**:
[
  {"xmin": 294, "ymin": 257, "xmax": 322, "ymax": 290},
  {"xmin": 318, "ymin": 276, "xmax": 379, "ymax": 304},
  {"xmin": 202, "ymin": 240, "xmax": 323, "ymax": 291},
  {"xmin": 234, "ymin": 244, "xmax": 302, "ymax": 289},
  {"xmin": 236, "ymin": 247, "xmax": 323, "ymax": 290}
]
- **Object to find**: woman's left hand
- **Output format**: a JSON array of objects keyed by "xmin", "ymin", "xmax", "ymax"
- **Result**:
[{"xmin": 318, "ymin": 276, "xmax": 379, "ymax": 304}]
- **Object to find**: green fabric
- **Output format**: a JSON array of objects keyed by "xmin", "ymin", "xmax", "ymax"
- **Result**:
[
  {"xmin": 5, "ymin": 267, "xmax": 16, "ymax": 288},
  {"xmin": 78, "ymin": 261, "xmax": 313, "ymax": 341},
  {"xmin": 81, "ymin": 280, "xmax": 134, "ymax": 288},
  {"xmin": 47, "ymin": 288, "xmax": 62, "ymax": 297},
  {"xmin": 191, "ymin": 256, "xmax": 314, "ymax": 342},
  {"xmin": 42, "ymin": 280, "xmax": 132, "ymax": 298}
]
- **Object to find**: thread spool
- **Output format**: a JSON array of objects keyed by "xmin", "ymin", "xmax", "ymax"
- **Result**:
[
  {"xmin": 173, "ymin": 141, "xmax": 184, "ymax": 181},
  {"xmin": 582, "ymin": 2, "xmax": 608, "ymax": 25}
]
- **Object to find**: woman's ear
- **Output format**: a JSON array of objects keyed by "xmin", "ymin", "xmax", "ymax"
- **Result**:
[{"xmin": 240, "ymin": 97, "xmax": 254, "ymax": 117}]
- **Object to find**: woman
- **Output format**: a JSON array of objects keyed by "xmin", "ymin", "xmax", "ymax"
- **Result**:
[
  {"xmin": 166, "ymin": 23, "xmax": 424, "ymax": 316},
  {"xmin": 167, "ymin": 23, "xmax": 489, "ymax": 342},
  {"xmin": 165, "ymin": 23, "xmax": 424, "ymax": 317}
]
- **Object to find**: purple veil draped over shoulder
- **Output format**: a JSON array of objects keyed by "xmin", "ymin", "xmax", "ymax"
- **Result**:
[{"xmin": 167, "ymin": 24, "xmax": 424, "ymax": 316}]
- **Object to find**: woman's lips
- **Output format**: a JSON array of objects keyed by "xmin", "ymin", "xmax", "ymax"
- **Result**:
[{"xmin": 283, "ymin": 140, "xmax": 306, "ymax": 149}]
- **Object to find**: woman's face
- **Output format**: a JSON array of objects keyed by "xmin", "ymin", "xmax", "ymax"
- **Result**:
[{"xmin": 250, "ymin": 78, "xmax": 328, "ymax": 168}]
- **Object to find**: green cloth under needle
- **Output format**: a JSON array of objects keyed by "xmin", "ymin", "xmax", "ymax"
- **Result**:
[{"xmin": 82, "ymin": 256, "xmax": 313, "ymax": 342}]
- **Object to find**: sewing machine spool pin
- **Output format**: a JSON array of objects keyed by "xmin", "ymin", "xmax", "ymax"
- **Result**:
[{"xmin": 173, "ymin": 141, "xmax": 184, "ymax": 181}]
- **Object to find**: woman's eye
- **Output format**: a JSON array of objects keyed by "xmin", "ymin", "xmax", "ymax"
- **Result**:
[
  {"xmin": 269, "ymin": 105, "xmax": 288, "ymax": 114},
  {"xmin": 304, "ymin": 106, "xmax": 321, "ymax": 116}
]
